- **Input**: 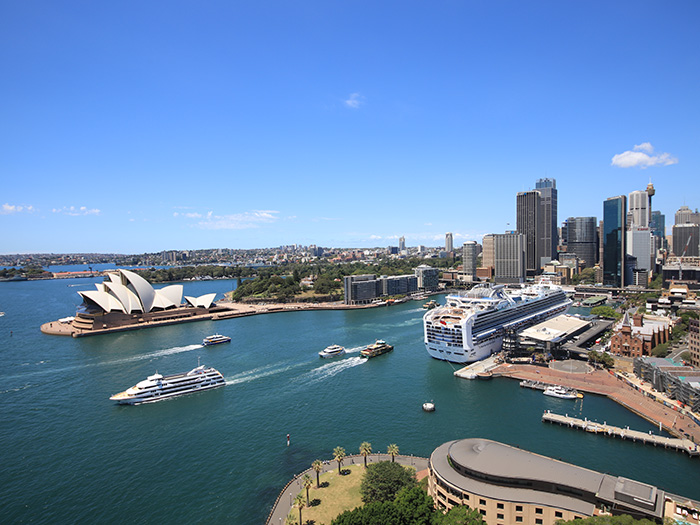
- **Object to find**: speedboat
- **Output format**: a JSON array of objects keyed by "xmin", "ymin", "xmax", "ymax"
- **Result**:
[
  {"xmin": 319, "ymin": 344, "xmax": 345, "ymax": 358},
  {"xmin": 422, "ymin": 401, "xmax": 435, "ymax": 412},
  {"xmin": 203, "ymin": 334, "xmax": 231, "ymax": 346},
  {"xmin": 543, "ymin": 385, "xmax": 578, "ymax": 399},
  {"xmin": 110, "ymin": 365, "xmax": 225, "ymax": 405}
]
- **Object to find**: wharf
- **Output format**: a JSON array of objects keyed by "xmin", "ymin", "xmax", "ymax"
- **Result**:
[
  {"xmin": 453, "ymin": 354, "xmax": 500, "ymax": 379},
  {"xmin": 542, "ymin": 411, "xmax": 700, "ymax": 457}
]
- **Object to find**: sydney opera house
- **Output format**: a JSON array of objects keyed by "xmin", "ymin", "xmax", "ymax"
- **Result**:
[{"xmin": 66, "ymin": 269, "xmax": 226, "ymax": 335}]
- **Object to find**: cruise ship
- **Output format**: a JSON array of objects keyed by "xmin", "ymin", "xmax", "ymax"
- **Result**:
[
  {"xmin": 110, "ymin": 364, "xmax": 225, "ymax": 405},
  {"xmin": 423, "ymin": 282, "xmax": 571, "ymax": 363}
]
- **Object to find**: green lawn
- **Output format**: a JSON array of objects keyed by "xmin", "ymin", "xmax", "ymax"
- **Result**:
[{"xmin": 289, "ymin": 464, "xmax": 364, "ymax": 525}]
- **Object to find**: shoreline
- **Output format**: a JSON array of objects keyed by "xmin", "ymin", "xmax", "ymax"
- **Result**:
[{"xmin": 493, "ymin": 363, "xmax": 700, "ymax": 444}]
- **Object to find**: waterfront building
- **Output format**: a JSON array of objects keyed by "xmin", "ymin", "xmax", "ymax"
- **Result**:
[
  {"xmin": 517, "ymin": 190, "xmax": 543, "ymax": 275},
  {"xmin": 428, "ymin": 438, "xmax": 667, "ymax": 524},
  {"xmin": 343, "ymin": 274, "xmax": 419, "ymax": 304},
  {"xmin": 462, "ymin": 241, "xmax": 478, "ymax": 279},
  {"xmin": 603, "ymin": 195, "xmax": 627, "ymax": 287},
  {"xmin": 690, "ymin": 318, "xmax": 700, "ymax": 369},
  {"xmin": 481, "ymin": 234, "xmax": 495, "ymax": 271},
  {"xmin": 564, "ymin": 217, "xmax": 597, "ymax": 269},
  {"xmin": 675, "ymin": 205, "xmax": 700, "ymax": 226},
  {"xmin": 609, "ymin": 312, "xmax": 670, "ymax": 359},
  {"xmin": 415, "ymin": 264, "xmax": 440, "ymax": 291},
  {"xmin": 536, "ymin": 178, "xmax": 558, "ymax": 264},
  {"xmin": 633, "ymin": 356, "xmax": 700, "ymax": 412},
  {"xmin": 381, "ymin": 274, "xmax": 418, "ymax": 296},
  {"xmin": 446, "ymin": 232, "xmax": 454, "ymax": 253},
  {"xmin": 672, "ymin": 223, "xmax": 699, "ymax": 257},
  {"xmin": 494, "ymin": 232, "xmax": 525, "ymax": 284}
]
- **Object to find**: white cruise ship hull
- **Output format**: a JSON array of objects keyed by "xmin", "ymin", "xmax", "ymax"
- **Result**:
[{"xmin": 425, "ymin": 337, "xmax": 501, "ymax": 364}]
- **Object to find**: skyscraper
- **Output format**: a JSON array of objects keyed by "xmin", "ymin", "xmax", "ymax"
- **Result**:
[
  {"xmin": 603, "ymin": 196, "xmax": 627, "ymax": 287},
  {"xmin": 628, "ymin": 190, "xmax": 651, "ymax": 228},
  {"xmin": 535, "ymin": 178, "xmax": 558, "ymax": 263},
  {"xmin": 445, "ymin": 232, "xmax": 453, "ymax": 253},
  {"xmin": 672, "ymin": 224, "xmax": 699, "ymax": 257},
  {"xmin": 462, "ymin": 241, "xmax": 478, "ymax": 278},
  {"xmin": 675, "ymin": 206, "xmax": 700, "ymax": 226},
  {"xmin": 650, "ymin": 211, "xmax": 666, "ymax": 252},
  {"xmin": 399, "ymin": 236, "xmax": 406, "ymax": 253},
  {"xmin": 517, "ymin": 190, "xmax": 542, "ymax": 275},
  {"xmin": 494, "ymin": 232, "xmax": 525, "ymax": 284},
  {"xmin": 564, "ymin": 217, "xmax": 597, "ymax": 269},
  {"xmin": 481, "ymin": 234, "xmax": 495, "ymax": 269}
]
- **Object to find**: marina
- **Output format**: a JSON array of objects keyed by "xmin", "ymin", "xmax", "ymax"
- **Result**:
[{"xmin": 542, "ymin": 411, "xmax": 700, "ymax": 457}]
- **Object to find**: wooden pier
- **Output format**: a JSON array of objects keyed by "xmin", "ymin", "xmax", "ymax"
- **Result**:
[{"xmin": 542, "ymin": 411, "xmax": 700, "ymax": 457}]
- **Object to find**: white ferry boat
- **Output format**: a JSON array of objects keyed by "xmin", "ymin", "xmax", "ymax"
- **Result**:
[
  {"xmin": 423, "ymin": 281, "xmax": 571, "ymax": 364},
  {"xmin": 319, "ymin": 344, "xmax": 345, "ymax": 358},
  {"xmin": 202, "ymin": 334, "xmax": 231, "ymax": 346},
  {"xmin": 543, "ymin": 385, "xmax": 579, "ymax": 399},
  {"xmin": 110, "ymin": 365, "xmax": 225, "ymax": 405}
]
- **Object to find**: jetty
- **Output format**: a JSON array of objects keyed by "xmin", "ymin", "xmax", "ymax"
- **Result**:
[
  {"xmin": 453, "ymin": 354, "xmax": 500, "ymax": 379},
  {"xmin": 542, "ymin": 411, "xmax": 700, "ymax": 457}
]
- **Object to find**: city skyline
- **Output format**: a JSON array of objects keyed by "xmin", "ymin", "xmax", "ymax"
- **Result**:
[{"xmin": 2, "ymin": 2, "xmax": 699, "ymax": 254}]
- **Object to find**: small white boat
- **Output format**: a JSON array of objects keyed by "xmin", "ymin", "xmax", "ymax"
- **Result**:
[
  {"xmin": 423, "ymin": 401, "xmax": 435, "ymax": 412},
  {"xmin": 203, "ymin": 334, "xmax": 231, "ymax": 346},
  {"xmin": 543, "ymin": 385, "xmax": 578, "ymax": 399},
  {"xmin": 319, "ymin": 344, "xmax": 345, "ymax": 358}
]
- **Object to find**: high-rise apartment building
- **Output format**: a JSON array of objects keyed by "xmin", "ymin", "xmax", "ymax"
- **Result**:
[
  {"xmin": 481, "ymin": 234, "xmax": 495, "ymax": 269},
  {"xmin": 516, "ymin": 190, "xmax": 542, "ymax": 275},
  {"xmin": 415, "ymin": 265, "xmax": 440, "ymax": 291},
  {"xmin": 564, "ymin": 217, "xmax": 597, "ymax": 269},
  {"xmin": 398, "ymin": 236, "xmax": 406, "ymax": 253},
  {"xmin": 494, "ymin": 232, "xmax": 525, "ymax": 284},
  {"xmin": 462, "ymin": 241, "xmax": 478, "ymax": 278},
  {"xmin": 445, "ymin": 232, "xmax": 453, "ymax": 253},
  {"xmin": 603, "ymin": 196, "xmax": 627, "ymax": 287},
  {"xmin": 536, "ymin": 178, "xmax": 558, "ymax": 264}
]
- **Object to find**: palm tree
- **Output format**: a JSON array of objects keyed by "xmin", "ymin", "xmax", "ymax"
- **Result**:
[
  {"xmin": 359, "ymin": 441, "xmax": 372, "ymax": 468},
  {"xmin": 333, "ymin": 446, "xmax": 346, "ymax": 475},
  {"xmin": 293, "ymin": 493, "xmax": 305, "ymax": 525},
  {"xmin": 302, "ymin": 473, "xmax": 313, "ymax": 506},
  {"xmin": 311, "ymin": 459, "xmax": 323, "ymax": 488},
  {"xmin": 387, "ymin": 443, "xmax": 399, "ymax": 462}
]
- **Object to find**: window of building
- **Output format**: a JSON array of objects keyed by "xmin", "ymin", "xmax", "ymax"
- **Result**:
[
  {"xmin": 536, "ymin": 508, "xmax": 543, "ymax": 514},
  {"xmin": 480, "ymin": 499, "xmax": 486, "ymax": 506},
  {"xmin": 497, "ymin": 503, "xmax": 504, "ymax": 509},
  {"xmin": 497, "ymin": 513, "xmax": 504, "ymax": 520},
  {"xmin": 536, "ymin": 519, "xmax": 543, "ymax": 525},
  {"xmin": 516, "ymin": 505, "xmax": 523, "ymax": 512},
  {"xmin": 480, "ymin": 510, "xmax": 486, "ymax": 516},
  {"xmin": 555, "ymin": 511, "xmax": 563, "ymax": 518},
  {"xmin": 515, "ymin": 517, "xmax": 523, "ymax": 522}
]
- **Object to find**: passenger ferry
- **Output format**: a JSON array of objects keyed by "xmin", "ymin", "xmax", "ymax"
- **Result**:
[
  {"xmin": 109, "ymin": 364, "xmax": 225, "ymax": 405},
  {"xmin": 543, "ymin": 385, "xmax": 581, "ymax": 399},
  {"xmin": 202, "ymin": 334, "xmax": 231, "ymax": 346},
  {"xmin": 319, "ymin": 344, "xmax": 345, "ymax": 358},
  {"xmin": 423, "ymin": 281, "xmax": 571, "ymax": 363},
  {"xmin": 360, "ymin": 340, "xmax": 393, "ymax": 358}
]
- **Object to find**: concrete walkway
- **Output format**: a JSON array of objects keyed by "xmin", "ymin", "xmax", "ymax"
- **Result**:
[{"xmin": 265, "ymin": 453, "xmax": 429, "ymax": 525}]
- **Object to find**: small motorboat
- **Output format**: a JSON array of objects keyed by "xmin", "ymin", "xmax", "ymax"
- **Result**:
[
  {"xmin": 422, "ymin": 401, "xmax": 436, "ymax": 412},
  {"xmin": 543, "ymin": 385, "xmax": 578, "ymax": 399},
  {"xmin": 319, "ymin": 344, "xmax": 345, "ymax": 358}
]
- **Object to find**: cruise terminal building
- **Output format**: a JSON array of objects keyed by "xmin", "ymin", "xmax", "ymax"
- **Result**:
[{"xmin": 429, "ymin": 438, "xmax": 667, "ymax": 524}]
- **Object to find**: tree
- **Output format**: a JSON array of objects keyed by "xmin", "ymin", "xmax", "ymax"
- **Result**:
[
  {"xmin": 394, "ymin": 486, "xmax": 434, "ymax": 525},
  {"xmin": 359, "ymin": 441, "xmax": 372, "ymax": 468},
  {"xmin": 333, "ymin": 446, "xmax": 346, "ymax": 475},
  {"xmin": 311, "ymin": 459, "xmax": 323, "ymax": 488},
  {"xmin": 387, "ymin": 443, "xmax": 399, "ymax": 462},
  {"xmin": 435, "ymin": 505, "xmax": 487, "ymax": 525},
  {"xmin": 302, "ymin": 473, "xmax": 313, "ymax": 506},
  {"xmin": 293, "ymin": 493, "xmax": 305, "ymax": 525},
  {"xmin": 360, "ymin": 461, "xmax": 417, "ymax": 504}
]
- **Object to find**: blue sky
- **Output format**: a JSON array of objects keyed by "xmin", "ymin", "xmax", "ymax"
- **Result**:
[{"xmin": 2, "ymin": 1, "xmax": 699, "ymax": 254}]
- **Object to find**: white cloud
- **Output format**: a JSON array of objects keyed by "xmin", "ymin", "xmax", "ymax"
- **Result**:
[
  {"xmin": 1, "ymin": 203, "xmax": 34, "ymax": 214},
  {"xmin": 196, "ymin": 210, "xmax": 280, "ymax": 230},
  {"xmin": 611, "ymin": 143, "xmax": 678, "ymax": 169},
  {"xmin": 52, "ymin": 206, "xmax": 100, "ymax": 216},
  {"xmin": 369, "ymin": 234, "xmax": 382, "ymax": 240},
  {"xmin": 344, "ymin": 93, "xmax": 365, "ymax": 109}
]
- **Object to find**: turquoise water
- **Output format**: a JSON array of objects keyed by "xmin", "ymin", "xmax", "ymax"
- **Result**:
[{"xmin": 1, "ymin": 277, "xmax": 699, "ymax": 524}]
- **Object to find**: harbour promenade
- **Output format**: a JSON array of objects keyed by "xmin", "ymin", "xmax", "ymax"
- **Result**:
[
  {"xmin": 494, "ymin": 363, "xmax": 700, "ymax": 444},
  {"xmin": 265, "ymin": 454, "xmax": 429, "ymax": 525}
]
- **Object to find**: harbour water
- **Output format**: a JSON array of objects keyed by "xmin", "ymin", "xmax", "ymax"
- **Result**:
[{"xmin": 1, "ymin": 272, "xmax": 699, "ymax": 524}]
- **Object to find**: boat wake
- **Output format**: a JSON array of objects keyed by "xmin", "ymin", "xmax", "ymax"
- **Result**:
[
  {"xmin": 299, "ymin": 356, "xmax": 366, "ymax": 385},
  {"xmin": 225, "ymin": 362, "xmax": 304, "ymax": 386},
  {"xmin": 107, "ymin": 344, "xmax": 204, "ymax": 366},
  {"xmin": 343, "ymin": 346, "xmax": 364, "ymax": 354}
]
